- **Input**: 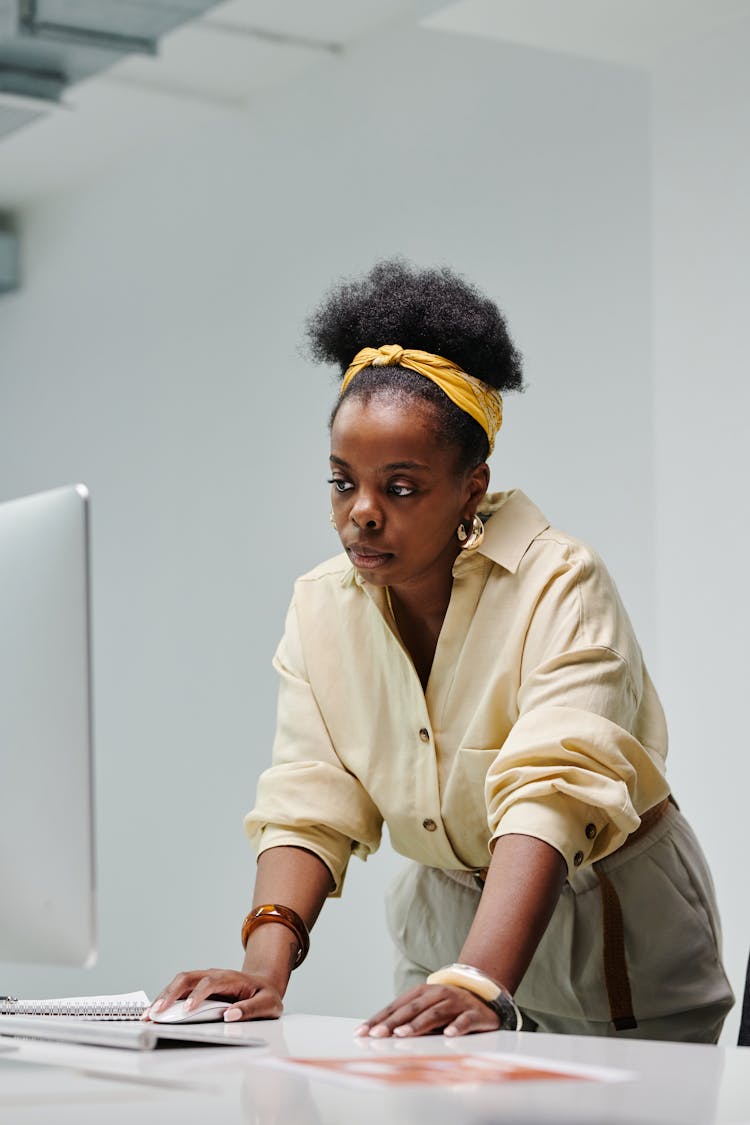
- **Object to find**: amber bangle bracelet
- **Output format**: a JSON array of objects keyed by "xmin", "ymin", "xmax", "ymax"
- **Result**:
[{"xmin": 241, "ymin": 903, "xmax": 310, "ymax": 968}]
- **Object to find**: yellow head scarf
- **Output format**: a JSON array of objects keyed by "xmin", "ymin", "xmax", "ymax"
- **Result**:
[{"xmin": 340, "ymin": 344, "xmax": 503, "ymax": 453}]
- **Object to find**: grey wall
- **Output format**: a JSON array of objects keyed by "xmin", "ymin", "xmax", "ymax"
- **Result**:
[
  {"xmin": 0, "ymin": 24, "xmax": 654, "ymax": 1021},
  {"xmin": 653, "ymin": 14, "xmax": 750, "ymax": 1045}
]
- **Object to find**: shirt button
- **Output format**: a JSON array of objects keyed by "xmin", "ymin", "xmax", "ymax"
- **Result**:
[
  {"xmin": 422, "ymin": 818, "xmax": 437, "ymax": 832},
  {"xmin": 573, "ymin": 850, "xmax": 584, "ymax": 867},
  {"xmin": 418, "ymin": 728, "xmax": 430, "ymax": 743},
  {"xmin": 585, "ymin": 823, "xmax": 597, "ymax": 840}
]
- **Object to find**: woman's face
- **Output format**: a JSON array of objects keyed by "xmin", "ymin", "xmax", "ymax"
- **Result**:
[{"xmin": 329, "ymin": 395, "xmax": 489, "ymax": 593}]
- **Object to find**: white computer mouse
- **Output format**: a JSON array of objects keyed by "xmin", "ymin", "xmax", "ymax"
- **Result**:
[{"xmin": 150, "ymin": 997, "xmax": 231, "ymax": 1024}]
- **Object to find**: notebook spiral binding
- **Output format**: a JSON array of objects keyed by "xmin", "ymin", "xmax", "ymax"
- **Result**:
[{"xmin": 0, "ymin": 995, "xmax": 148, "ymax": 1020}]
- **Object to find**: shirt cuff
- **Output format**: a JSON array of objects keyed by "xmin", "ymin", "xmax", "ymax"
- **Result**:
[
  {"xmin": 251, "ymin": 823, "xmax": 355, "ymax": 897},
  {"xmin": 490, "ymin": 792, "xmax": 627, "ymax": 874}
]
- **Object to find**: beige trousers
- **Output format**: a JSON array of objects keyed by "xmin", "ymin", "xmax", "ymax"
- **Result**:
[{"xmin": 386, "ymin": 803, "xmax": 734, "ymax": 1042}]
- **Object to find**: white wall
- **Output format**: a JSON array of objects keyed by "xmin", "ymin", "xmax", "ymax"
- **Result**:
[
  {"xmin": 0, "ymin": 23, "xmax": 653, "ymax": 1020},
  {"xmin": 653, "ymin": 15, "xmax": 750, "ymax": 1045}
]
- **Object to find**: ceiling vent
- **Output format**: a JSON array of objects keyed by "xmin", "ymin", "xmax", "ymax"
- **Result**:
[{"xmin": 0, "ymin": 0, "xmax": 222, "ymax": 137}]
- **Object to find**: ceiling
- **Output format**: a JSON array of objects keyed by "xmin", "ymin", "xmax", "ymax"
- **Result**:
[
  {"xmin": 1, "ymin": 0, "xmax": 747, "ymax": 210},
  {"xmin": 425, "ymin": 0, "xmax": 750, "ymax": 68},
  {"xmin": 0, "ymin": 0, "xmax": 442, "ymax": 208}
]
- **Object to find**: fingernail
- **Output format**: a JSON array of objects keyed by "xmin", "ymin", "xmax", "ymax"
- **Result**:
[
  {"xmin": 369, "ymin": 1024, "xmax": 389, "ymax": 1038},
  {"xmin": 443, "ymin": 1026, "xmax": 458, "ymax": 1037},
  {"xmin": 183, "ymin": 997, "xmax": 195, "ymax": 1012},
  {"xmin": 150, "ymin": 999, "xmax": 163, "ymax": 1013},
  {"xmin": 353, "ymin": 1024, "xmax": 369, "ymax": 1037},
  {"xmin": 393, "ymin": 1026, "xmax": 410, "ymax": 1037},
  {"xmin": 224, "ymin": 1007, "xmax": 242, "ymax": 1022}
]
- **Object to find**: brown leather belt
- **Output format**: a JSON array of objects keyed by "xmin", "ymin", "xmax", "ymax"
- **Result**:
[{"xmin": 593, "ymin": 796, "xmax": 671, "ymax": 1030}]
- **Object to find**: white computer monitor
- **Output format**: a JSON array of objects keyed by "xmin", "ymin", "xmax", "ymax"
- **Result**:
[{"xmin": 0, "ymin": 484, "xmax": 96, "ymax": 967}]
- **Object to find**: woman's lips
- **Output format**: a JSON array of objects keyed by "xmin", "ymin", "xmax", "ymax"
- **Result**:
[{"xmin": 347, "ymin": 546, "xmax": 392, "ymax": 569}]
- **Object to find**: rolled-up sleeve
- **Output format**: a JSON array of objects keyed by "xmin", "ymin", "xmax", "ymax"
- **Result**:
[
  {"xmin": 485, "ymin": 545, "xmax": 669, "ymax": 872},
  {"xmin": 244, "ymin": 598, "xmax": 383, "ymax": 895}
]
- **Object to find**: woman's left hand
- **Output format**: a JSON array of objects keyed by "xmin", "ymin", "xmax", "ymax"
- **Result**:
[{"xmin": 354, "ymin": 983, "xmax": 500, "ymax": 1038}]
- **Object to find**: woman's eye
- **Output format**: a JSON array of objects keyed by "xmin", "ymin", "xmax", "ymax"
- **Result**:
[
  {"xmin": 327, "ymin": 478, "xmax": 353, "ymax": 493},
  {"xmin": 389, "ymin": 484, "xmax": 415, "ymax": 497}
]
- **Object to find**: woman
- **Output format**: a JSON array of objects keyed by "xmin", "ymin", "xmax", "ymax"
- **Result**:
[{"xmin": 150, "ymin": 260, "xmax": 733, "ymax": 1041}]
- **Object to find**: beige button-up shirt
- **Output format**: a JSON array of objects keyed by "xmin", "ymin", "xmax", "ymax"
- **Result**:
[{"xmin": 245, "ymin": 490, "xmax": 669, "ymax": 893}]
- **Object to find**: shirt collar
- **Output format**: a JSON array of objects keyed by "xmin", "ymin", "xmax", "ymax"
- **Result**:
[{"xmin": 466, "ymin": 489, "xmax": 550, "ymax": 575}]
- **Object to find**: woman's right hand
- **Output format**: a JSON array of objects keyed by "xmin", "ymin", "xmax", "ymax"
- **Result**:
[
  {"xmin": 145, "ymin": 846, "xmax": 334, "ymax": 1024},
  {"xmin": 144, "ymin": 968, "xmax": 284, "ymax": 1022}
]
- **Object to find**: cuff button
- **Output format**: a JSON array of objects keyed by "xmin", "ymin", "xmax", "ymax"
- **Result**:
[
  {"xmin": 585, "ymin": 823, "xmax": 597, "ymax": 839},
  {"xmin": 573, "ymin": 850, "xmax": 584, "ymax": 867}
]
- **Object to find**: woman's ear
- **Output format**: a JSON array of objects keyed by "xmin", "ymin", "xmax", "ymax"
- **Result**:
[{"xmin": 465, "ymin": 462, "xmax": 490, "ymax": 514}]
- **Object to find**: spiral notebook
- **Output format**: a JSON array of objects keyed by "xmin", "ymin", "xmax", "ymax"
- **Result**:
[{"xmin": 0, "ymin": 990, "xmax": 149, "ymax": 1020}]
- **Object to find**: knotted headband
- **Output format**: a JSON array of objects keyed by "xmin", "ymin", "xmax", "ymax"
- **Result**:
[{"xmin": 340, "ymin": 344, "xmax": 503, "ymax": 453}]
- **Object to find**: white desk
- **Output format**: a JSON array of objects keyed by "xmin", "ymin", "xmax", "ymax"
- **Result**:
[{"xmin": 2, "ymin": 1014, "xmax": 749, "ymax": 1124}]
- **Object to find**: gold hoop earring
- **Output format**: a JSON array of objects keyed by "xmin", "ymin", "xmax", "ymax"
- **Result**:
[
  {"xmin": 329, "ymin": 510, "xmax": 337, "ymax": 530},
  {"xmin": 457, "ymin": 514, "xmax": 484, "ymax": 551}
]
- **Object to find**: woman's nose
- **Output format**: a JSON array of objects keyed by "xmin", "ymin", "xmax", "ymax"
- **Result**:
[{"xmin": 350, "ymin": 492, "xmax": 382, "ymax": 529}]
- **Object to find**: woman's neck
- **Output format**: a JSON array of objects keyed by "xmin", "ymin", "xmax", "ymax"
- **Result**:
[{"xmin": 386, "ymin": 562, "xmax": 457, "ymax": 690}]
